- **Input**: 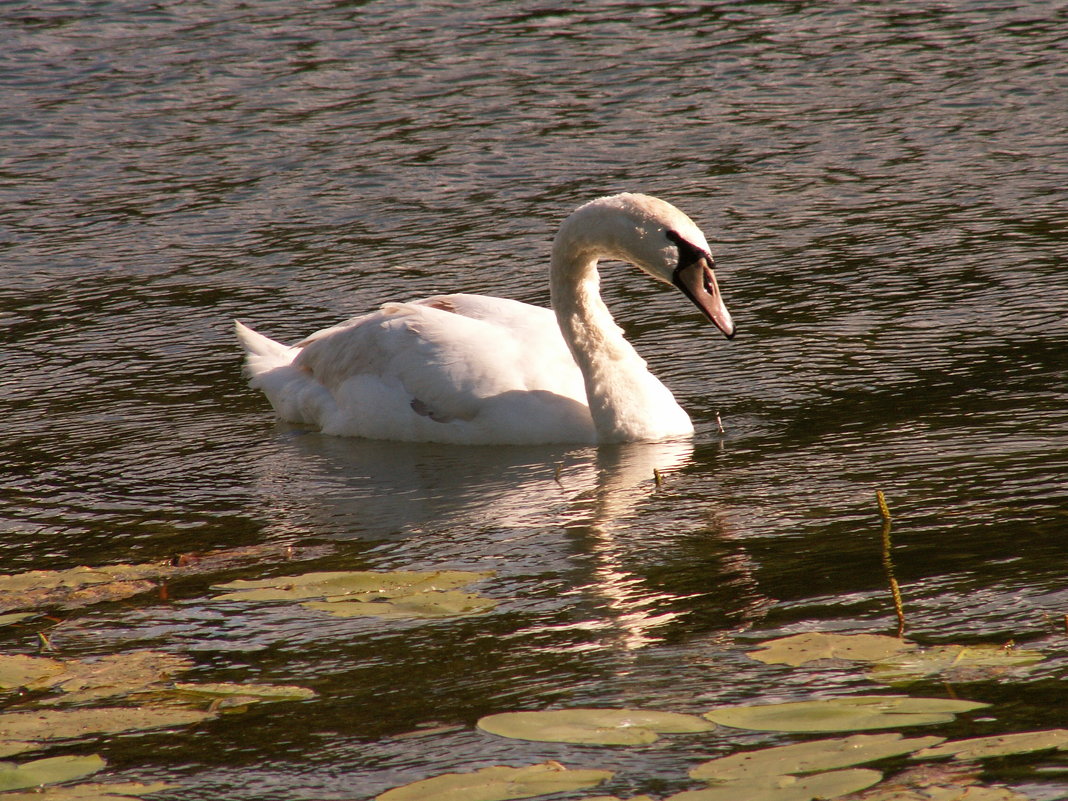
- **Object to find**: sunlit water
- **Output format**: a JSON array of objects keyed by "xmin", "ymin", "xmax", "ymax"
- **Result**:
[{"xmin": 2, "ymin": 2, "xmax": 1066, "ymax": 799}]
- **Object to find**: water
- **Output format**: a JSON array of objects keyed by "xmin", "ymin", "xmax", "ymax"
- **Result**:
[{"xmin": 2, "ymin": 1, "xmax": 1066, "ymax": 798}]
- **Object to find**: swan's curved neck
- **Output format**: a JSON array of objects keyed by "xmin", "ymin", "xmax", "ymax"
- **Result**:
[{"xmin": 550, "ymin": 227, "xmax": 691, "ymax": 442}]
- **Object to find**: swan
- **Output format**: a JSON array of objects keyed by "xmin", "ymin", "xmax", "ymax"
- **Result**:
[{"xmin": 235, "ymin": 193, "xmax": 735, "ymax": 445}]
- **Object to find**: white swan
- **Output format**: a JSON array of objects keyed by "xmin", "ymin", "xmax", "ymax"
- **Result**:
[{"xmin": 235, "ymin": 193, "xmax": 735, "ymax": 445}]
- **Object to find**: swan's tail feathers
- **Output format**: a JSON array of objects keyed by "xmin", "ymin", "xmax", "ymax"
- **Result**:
[{"xmin": 234, "ymin": 320, "xmax": 299, "ymax": 380}]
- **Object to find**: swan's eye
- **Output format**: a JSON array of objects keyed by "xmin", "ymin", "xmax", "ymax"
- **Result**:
[{"xmin": 665, "ymin": 229, "xmax": 706, "ymax": 267}]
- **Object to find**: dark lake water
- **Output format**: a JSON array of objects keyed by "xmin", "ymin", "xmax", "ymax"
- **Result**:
[{"xmin": 2, "ymin": 1, "xmax": 1066, "ymax": 799}]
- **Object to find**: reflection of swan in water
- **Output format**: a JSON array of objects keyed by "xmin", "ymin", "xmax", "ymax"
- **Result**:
[
  {"xmin": 253, "ymin": 432, "xmax": 768, "ymax": 650},
  {"xmin": 527, "ymin": 440, "xmax": 703, "ymax": 651},
  {"xmin": 254, "ymin": 430, "xmax": 691, "ymax": 539},
  {"xmin": 236, "ymin": 194, "xmax": 734, "ymax": 445},
  {"xmin": 541, "ymin": 441, "xmax": 769, "ymax": 651}
]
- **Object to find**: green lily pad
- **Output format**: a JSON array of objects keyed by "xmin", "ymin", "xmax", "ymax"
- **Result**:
[
  {"xmin": 0, "ymin": 781, "xmax": 175, "ymax": 800},
  {"xmin": 912, "ymin": 729, "xmax": 1068, "ymax": 762},
  {"xmin": 212, "ymin": 570, "xmax": 494, "ymax": 603},
  {"xmin": 0, "ymin": 754, "xmax": 106, "ymax": 792},
  {"xmin": 666, "ymin": 768, "xmax": 883, "ymax": 800},
  {"xmin": 171, "ymin": 682, "xmax": 316, "ymax": 702},
  {"xmin": 304, "ymin": 590, "xmax": 496, "ymax": 620},
  {"xmin": 869, "ymin": 645, "xmax": 1044, "ymax": 685},
  {"xmin": 0, "ymin": 654, "xmax": 68, "ymax": 690},
  {"xmin": 375, "ymin": 762, "xmax": 613, "ymax": 801},
  {"xmin": 477, "ymin": 708, "xmax": 713, "ymax": 745},
  {"xmin": 0, "ymin": 706, "xmax": 214, "ymax": 742},
  {"xmin": 747, "ymin": 633, "xmax": 911, "ymax": 667},
  {"xmin": 703, "ymin": 696, "xmax": 988, "ymax": 733},
  {"xmin": 690, "ymin": 733, "xmax": 945, "ymax": 781}
]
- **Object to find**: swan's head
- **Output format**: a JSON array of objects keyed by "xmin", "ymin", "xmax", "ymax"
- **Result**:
[{"xmin": 557, "ymin": 193, "xmax": 736, "ymax": 339}]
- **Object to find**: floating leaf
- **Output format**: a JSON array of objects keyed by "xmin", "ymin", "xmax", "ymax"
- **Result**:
[
  {"xmin": 0, "ymin": 654, "xmax": 67, "ymax": 690},
  {"xmin": 666, "ymin": 768, "xmax": 882, "ymax": 800},
  {"xmin": 0, "ymin": 567, "xmax": 158, "ymax": 613},
  {"xmin": 171, "ymin": 682, "xmax": 315, "ymax": 702},
  {"xmin": 34, "ymin": 651, "xmax": 195, "ymax": 705},
  {"xmin": 213, "ymin": 569, "xmax": 493, "ymax": 603},
  {"xmin": 861, "ymin": 787, "xmax": 1028, "ymax": 801},
  {"xmin": 478, "ymin": 708, "xmax": 713, "ymax": 745},
  {"xmin": 0, "ymin": 754, "xmax": 106, "ymax": 792},
  {"xmin": 375, "ymin": 762, "xmax": 613, "ymax": 801},
  {"xmin": 0, "ymin": 781, "xmax": 175, "ymax": 800},
  {"xmin": 689, "ymin": 733, "xmax": 945, "ymax": 781},
  {"xmin": 304, "ymin": 590, "xmax": 496, "ymax": 619},
  {"xmin": 703, "ymin": 696, "xmax": 988, "ymax": 733},
  {"xmin": 0, "ymin": 613, "xmax": 34, "ymax": 627},
  {"xmin": 0, "ymin": 741, "xmax": 36, "ymax": 758},
  {"xmin": 0, "ymin": 545, "xmax": 334, "ymax": 615},
  {"xmin": 0, "ymin": 706, "xmax": 214, "ymax": 742},
  {"xmin": 869, "ymin": 645, "xmax": 1044, "ymax": 685},
  {"xmin": 912, "ymin": 729, "xmax": 1068, "ymax": 762},
  {"xmin": 747, "ymin": 633, "xmax": 911, "ymax": 667},
  {"xmin": 856, "ymin": 762, "xmax": 1029, "ymax": 800}
]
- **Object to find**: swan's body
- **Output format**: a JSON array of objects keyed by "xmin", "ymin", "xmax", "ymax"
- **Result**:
[{"xmin": 236, "ymin": 193, "xmax": 735, "ymax": 445}]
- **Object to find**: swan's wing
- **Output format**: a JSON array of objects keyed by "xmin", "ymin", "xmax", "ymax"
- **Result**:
[{"xmin": 292, "ymin": 295, "xmax": 589, "ymax": 438}]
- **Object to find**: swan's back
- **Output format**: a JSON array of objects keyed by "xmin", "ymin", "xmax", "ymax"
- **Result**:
[{"xmin": 238, "ymin": 295, "xmax": 596, "ymax": 445}]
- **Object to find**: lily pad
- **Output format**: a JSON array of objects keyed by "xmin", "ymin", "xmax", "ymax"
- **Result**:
[
  {"xmin": 747, "ymin": 633, "xmax": 911, "ymax": 667},
  {"xmin": 666, "ymin": 768, "xmax": 883, "ymax": 801},
  {"xmin": 0, "ymin": 567, "xmax": 158, "ymax": 613},
  {"xmin": 0, "ymin": 706, "xmax": 214, "ymax": 742},
  {"xmin": 0, "ymin": 781, "xmax": 175, "ymax": 800},
  {"xmin": 214, "ymin": 569, "xmax": 499, "ymax": 620},
  {"xmin": 861, "ymin": 787, "xmax": 1028, "ymax": 801},
  {"xmin": 869, "ymin": 645, "xmax": 1044, "ymax": 685},
  {"xmin": 0, "ymin": 545, "xmax": 335, "ymax": 615},
  {"xmin": 477, "ymin": 708, "xmax": 714, "ymax": 745},
  {"xmin": 856, "ymin": 763, "xmax": 1030, "ymax": 800},
  {"xmin": 689, "ymin": 733, "xmax": 945, "ymax": 781},
  {"xmin": 0, "ymin": 754, "xmax": 106, "ymax": 792},
  {"xmin": 304, "ymin": 590, "xmax": 496, "ymax": 619},
  {"xmin": 213, "ymin": 569, "xmax": 494, "ymax": 602},
  {"xmin": 0, "ymin": 654, "xmax": 67, "ymax": 690},
  {"xmin": 34, "ymin": 651, "xmax": 195, "ymax": 705},
  {"xmin": 912, "ymin": 729, "xmax": 1068, "ymax": 762},
  {"xmin": 0, "ymin": 741, "xmax": 36, "ymax": 758},
  {"xmin": 375, "ymin": 761, "xmax": 613, "ymax": 801},
  {"xmin": 171, "ymin": 682, "xmax": 316, "ymax": 702},
  {"xmin": 703, "ymin": 696, "xmax": 988, "ymax": 733}
]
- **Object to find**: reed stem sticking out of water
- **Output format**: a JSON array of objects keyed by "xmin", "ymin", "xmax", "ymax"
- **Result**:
[{"xmin": 877, "ymin": 491, "xmax": 907, "ymax": 638}]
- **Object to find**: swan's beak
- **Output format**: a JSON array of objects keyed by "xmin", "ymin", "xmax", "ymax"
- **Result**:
[{"xmin": 673, "ymin": 257, "xmax": 736, "ymax": 339}]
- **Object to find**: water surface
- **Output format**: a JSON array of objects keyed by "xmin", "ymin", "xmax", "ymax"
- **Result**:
[{"xmin": 2, "ymin": 2, "xmax": 1066, "ymax": 799}]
